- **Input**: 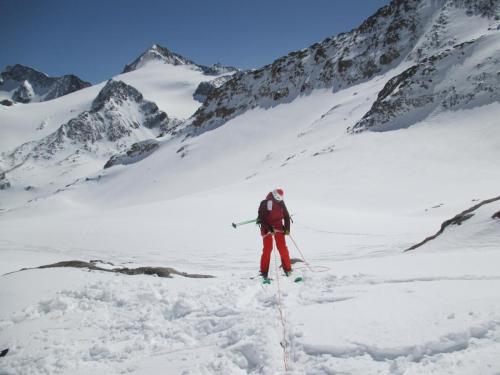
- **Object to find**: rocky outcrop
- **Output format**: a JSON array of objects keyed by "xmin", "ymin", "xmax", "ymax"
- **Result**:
[
  {"xmin": 104, "ymin": 139, "xmax": 159, "ymax": 169},
  {"xmin": 350, "ymin": 34, "xmax": 500, "ymax": 132},
  {"xmin": 1, "ymin": 64, "xmax": 53, "ymax": 86},
  {"xmin": 193, "ymin": 75, "xmax": 233, "ymax": 103},
  {"xmin": 10, "ymin": 80, "xmax": 172, "ymax": 161},
  {"xmin": 122, "ymin": 44, "xmax": 238, "ymax": 76},
  {"xmin": 200, "ymin": 62, "xmax": 239, "ymax": 76},
  {"xmin": 0, "ymin": 64, "xmax": 91, "ymax": 103},
  {"xmin": 405, "ymin": 195, "xmax": 500, "ymax": 252},
  {"xmin": 0, "ymin": 172, "xmax": 11, "ymax": 190},
  {"xmin": 8, "ymin": 260, "xmax": 214, "ymax": 279},
  {"xmin": 44, "ymin": 74, "xmax": 92, "ymax": 101},
  {"xmin": 0, "ymin": 99, "xmax": 14, "ymax": 106},
  {"xmin": 12, "ymin": 80, "xmax": 34, "ymax": 103}
]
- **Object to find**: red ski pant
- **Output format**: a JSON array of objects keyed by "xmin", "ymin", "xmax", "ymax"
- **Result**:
[{"xmin": 260, "ymin": 231, "xmax": 292, "ymax": 274}]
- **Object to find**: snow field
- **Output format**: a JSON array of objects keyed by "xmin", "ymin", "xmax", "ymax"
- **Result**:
[
  {"xmin": 1, "ymin": 8, "xmax": 500, "ymax": 373},
  {"xmin": 1, "ymin": 239, "xmax": 500, "ymax": 374}
]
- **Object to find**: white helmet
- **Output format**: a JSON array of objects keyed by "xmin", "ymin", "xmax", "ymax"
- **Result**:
[{"xmin": 272, "ymin": 188, "xmax": 284, "ymax": 201}]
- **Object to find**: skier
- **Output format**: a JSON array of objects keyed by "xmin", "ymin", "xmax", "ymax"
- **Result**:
[{"xmin": 257, "ymin": 188, "xmax": 292, "ymax": 280}]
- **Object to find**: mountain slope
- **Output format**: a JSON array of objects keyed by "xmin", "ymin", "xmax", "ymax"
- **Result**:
[
  {"xmin": 351, "ymin": 32, "xmax": 500, "ymax": 132},
  {"xmin": 1, "ymin": 2, "xmax": 500, "ymax": 374},
  {"xmin": 0, "ymin": 80, "xmax": 172, "ymax": 207},
  {"xmin": 0, "ymin": 46, "xmax": 234, "ymax": 205},
  {"xmin": 1, "ymin": 97, "xmax": 499, "ymax": 374},
  {"xmin": 10, "ymin": 80, "xmax": 170, "ymax": 161},
  {"xmin": 190, "ymin": 0, "xmax": 498, "ymax": 132}
]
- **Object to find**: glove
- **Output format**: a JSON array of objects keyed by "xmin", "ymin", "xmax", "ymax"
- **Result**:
[{"xmin": 284, "ymin": 229, "xmax": 290, "ymax": 235}]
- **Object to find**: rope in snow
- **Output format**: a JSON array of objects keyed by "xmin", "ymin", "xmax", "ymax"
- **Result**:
[
  {"xmin": 289, "ymin": 234, "xmax": 330, "ymax": 273},
  {"xmin": 273, "ymin": 249, "xmax": 290, "ymax": 372}
]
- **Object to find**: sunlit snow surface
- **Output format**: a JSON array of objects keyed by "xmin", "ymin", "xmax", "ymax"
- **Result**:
[
  {"xmin": 1, "ymin": 78, "xmax": 500, "ymax": 373},
  {"xmin": 1, "ymin": 13, "xmax": 500, "ymax": 374}
]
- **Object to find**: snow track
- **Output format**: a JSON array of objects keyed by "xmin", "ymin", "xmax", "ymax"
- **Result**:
[
  {"xmin": 0, "ymin": 269, "xmax": 288, "ymax": 374},
  {"xmin": 2, "ymin": 245, "xmax": 500, "ymax": 375}
]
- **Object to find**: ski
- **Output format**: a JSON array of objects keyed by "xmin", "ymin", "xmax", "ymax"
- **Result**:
[
  {"xmin": 262, "ymin": 277, "xmax": 272, "ymax": 284},
  {"xmin": 284, "ymin": 272, "xmax": 303, "ymax": 283}
]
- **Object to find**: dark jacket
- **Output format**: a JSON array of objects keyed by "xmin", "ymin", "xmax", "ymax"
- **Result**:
[{"xmin": 257, "ymin": 192, "xmax": 291, "ymax": 235}]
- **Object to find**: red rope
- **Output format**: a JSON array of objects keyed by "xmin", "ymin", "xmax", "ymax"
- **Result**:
[
  {"xmin": 289, "ymin": 235, "xmax": 314, "ymax": 272},
  {"xmin": 273, "ymin": 248, "xmax": 290, "ymax": 372}
]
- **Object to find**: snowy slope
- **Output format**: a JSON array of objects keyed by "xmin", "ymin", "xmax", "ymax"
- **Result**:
[
  {"xmin": 190, "ymin": 0, "xmax": 499, "ymax": 132},
  {"xmin": 115, "ymin": 61, "xmax": 216, "ymax": 119},
  {"xmin": 0, "ymin": 48, "xmax": 233, "ymax": 209},
  {"xmin": 1, "ymin": 73, "xmax": 500, "ymax": 374},
  {"xmin": 1, "ymin": 0, "xmax": 500, "ymax": 374}
]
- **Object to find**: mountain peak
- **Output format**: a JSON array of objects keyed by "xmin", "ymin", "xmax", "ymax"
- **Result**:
[
  {"xmin": 2, "ymin": 64, "xmax": 51, "ymax": 86},
  {"xmin": 91, "ymin": 79, "xmax": 145, "ymax": 111},
  {"xmin": 0, "ymin": 64, "xmax": 91, "ymax": 103},
  {"xmin": 122, "ymin": 44, "xmax": 239, "ymax": 76},
  {"xmin": 122, "ymin": 44, "xmax": 194, "ymax": 73}
]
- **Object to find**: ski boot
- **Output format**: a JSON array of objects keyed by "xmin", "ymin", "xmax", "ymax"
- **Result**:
[{"xmin": 260, "ymin": 271, "xmax": 271, "ymax": 284}]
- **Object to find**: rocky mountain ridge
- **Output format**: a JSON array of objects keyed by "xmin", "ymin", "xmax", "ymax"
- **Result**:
[
  {"xmin": 189, "ymin": 0, "xmax": 499, "ymax": 133},
  {"xmin": 350, "ymin": 32, "xmax": 500, "ymax": 132},
  {"xmin": 0, "ymin": 64, "xmax": 91, "ymax": 103},
  {"xmin": 9, "ymin": 80, "xmax": 172, "ymax": 163}
]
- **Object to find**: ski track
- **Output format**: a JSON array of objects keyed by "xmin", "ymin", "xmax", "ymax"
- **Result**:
[{"xmin": 1, "ymin": 268, "xmax": 500, "ymax": 374}]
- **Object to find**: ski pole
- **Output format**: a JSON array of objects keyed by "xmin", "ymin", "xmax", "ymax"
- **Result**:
[{"xmin": 231, "ymin": 218, "xmax": 257, "ymax": 229}]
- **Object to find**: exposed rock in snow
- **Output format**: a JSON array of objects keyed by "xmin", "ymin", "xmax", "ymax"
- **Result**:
[
  {"xmin": 0, "ymin": 64, "xmax": 91, "ymax": 103},
  {"xmin": 9, "ymin": 80, "xmax": 172, "ymax": 161},
  {"xmin": 351, "ymin": 34, "xmax": 500, "ymax": 132},
  {"xmin": 103, "ymin": 139, "xmax": 159, "ymax": 169},
  {"xmin": 12, "ymin": 80, "xmax": 34, "ymax": 103},
  {"xmin": 200, "ymin": 62, "xmax": 239, "ymax": 76},
  {"xmin": 11, "ymin": 260, "xmax": 215, "ymax": 279},
  {"xmin": 0, "ymin": 172, "xmax": 11, "ymax": 190},
  {"xmin": 406, "ymin": 195, "xmax": 500, "ymax": 251},
  {"xmin": 193, "ymin": 75, "xmax": 234, "ymax": 103},
  {"xmin": 44, "ymin": 74, "xmax": 93, "ymax": 101},
  {"xmin": 122, "ymin": 44, "xmax": 238, "ymax": 76},
  {"xmin": 0, "ymin": 99, "xmax": 14, "ymax": 106}
]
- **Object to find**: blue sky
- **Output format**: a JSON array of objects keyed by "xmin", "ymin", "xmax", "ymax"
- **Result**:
[{"xmin": 2, "ymin": 0, "xmax": 390, "ymax": 83}]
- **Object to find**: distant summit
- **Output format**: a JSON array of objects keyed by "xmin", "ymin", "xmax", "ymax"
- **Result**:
[
  {"xmin": 0, "ymin": 64, "xmax": 91, "ymax": 103},
  {"xmin": 122, "ymin": 44, "xmax": 238, "ymax": 76},
  {"xmin": 122, "ymin": 44, "xmax": 194, "ymax": 72}
]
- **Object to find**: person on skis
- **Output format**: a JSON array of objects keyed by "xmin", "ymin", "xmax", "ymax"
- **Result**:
[{"xmin": 257, "ymin": 188, "xmax": 292, "ymax": 280}]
